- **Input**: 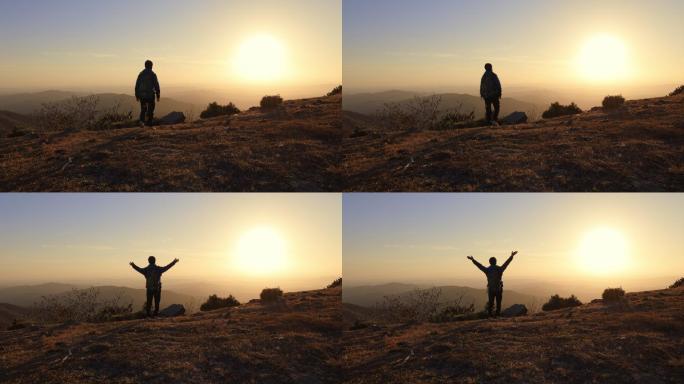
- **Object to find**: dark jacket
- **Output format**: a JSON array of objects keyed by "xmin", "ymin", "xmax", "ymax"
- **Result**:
[
  {"xmin": 135, "ymin": 68, "xmax": 160, "ymax": 100},
  {"xmin": 131, "ymin": 260, "xmax": 177, "ymax": 289},
  {"xmin": 480, "ymin": 70, "xmax": 502, "ymax": 99},
  {"xmin": 470, "ymin": 255, "xmax": 513, "ymax": 291}
]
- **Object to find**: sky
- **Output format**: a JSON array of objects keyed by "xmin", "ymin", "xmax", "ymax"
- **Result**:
[
  {"xmin": 344, "ymin": 0, "xmax": 684, "ymax": 93},
  {"xmin": 343, "ymin": 194, "xmax": 684, "ymax": 289},
  {"xmin": 0, "ymin": 0, "xmax": 341, "ymax": 95},
  {"xmin": 0, "ymin": 194, "xmax": 341, "ymax": 293}
]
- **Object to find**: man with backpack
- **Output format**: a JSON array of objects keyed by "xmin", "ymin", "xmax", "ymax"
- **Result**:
[
  {"xmin": 467, "ymin": 251, "xmax": 517, "ymax": 317},
  {"xmin": 135, "ymin": 60, "xmax": 161, "ymax": 126},
  {"xmin": 480, "ymin": 63, "xmax": 502, "ymax": 124},
  {"xmin": 130, "ymin": 256, "xmax": 179, "ymax": 317}
]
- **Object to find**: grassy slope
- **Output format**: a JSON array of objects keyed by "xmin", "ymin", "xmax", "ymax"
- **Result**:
[
  {"xmin": 0, "ymin": 287, "xmax": 341, "ymax": 384},
  {"xmin": 342, "ymin": 94, "xmax": 684, "ymax": 191},
  {"xmin": 0, "ymin": 95, "xmax": 341, "ymax": 192},
  {"xmin": 342, "ymin": 287, "xmax": 684, "ymax": 383}
]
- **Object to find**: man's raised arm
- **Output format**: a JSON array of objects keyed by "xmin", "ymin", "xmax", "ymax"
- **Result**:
[
  {"xmin": 130, "ymin": 262, "xmax": 144, "ymax": 274},
  {"xmin": 161, "ymin": 258, "xmax": 179, "ymax": 273},
  {"xmin": 502, "ymin": 251, "xmax": 517, "ymax": 271},
  {"xmin": 467, "ymin": 255, "xmax": 487, "ymax": 273}
]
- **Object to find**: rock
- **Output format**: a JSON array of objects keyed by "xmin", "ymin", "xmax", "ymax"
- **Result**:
[
  {"xmin": 159, "ymin": 304, "xmax": 185, "ymax": 317},
  {"xmin": 501, "ymin": 111, "xmax": 528, "ymax": 125},
  {"xmin": 501, "ymin": 304, "xmax": 527, "ymax": 317},
  {"xmin": 158, "ymin": 111, "xmax": 186, "ymax": 125}
]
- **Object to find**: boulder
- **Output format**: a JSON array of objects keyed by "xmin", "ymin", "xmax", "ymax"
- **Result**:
[
  {"xmin": 159, "ymin": 304, "xmax": 185, "ymax": 317},
  {"xmin": 501, "ymin": 304, "xmax": 528, "ymax": 317},
  {"xmin": 158, "ymin": 111, "xmax": 186, "ymax": 125},
  {"xmin": 501, "ymin": 111, "xmax": 528, "ymax": 125}
]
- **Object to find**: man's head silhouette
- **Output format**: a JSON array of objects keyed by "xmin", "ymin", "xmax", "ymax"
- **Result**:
[
  {"xmin": 148, "ymin": 256, "xmax": 156, "ymax": 265},
  {"xmin": 145, "ymin": 60, "xmax": 153, "ymax": 69},
  {"xmin": 489, "ymin": 257, "xmax": 497, "ymax": 266},
  {"xmin": 484, "ymin": 63, "xmax": 493, "ymax": 71}
]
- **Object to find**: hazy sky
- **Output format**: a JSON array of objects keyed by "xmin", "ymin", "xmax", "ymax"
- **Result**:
[
  {"xmin": 344, "ymin": 0, "xmax": 684, "ymax": 92},
  {"xmin": 344, "ymin": 194, "xmax": 684, "ymax": 287},
  {"xmin": 0, "ymin": 194, "xmax": 341, "ymax": 290},
  {"xmin": 0, "ymin": 0, "xmax": 341, "ymax": 93}
]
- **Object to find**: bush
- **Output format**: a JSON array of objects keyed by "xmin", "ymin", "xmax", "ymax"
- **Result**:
[
  {"xmin": 602, "ymin": 95, "xmax": 625, "ymax": 111},
  {"xmin": 541, "ymin": 294, "xmax": 582, "ymax": 311},
  {"xmin": 32, "ymin": 288, "xmax": 133, "ymax": 323},
  {"xmin": 260, "ymin": 95, "xmax": 284, "ymax": 110},
  {"xmin": 35, "ymin": 96, "xmax": 132, "ymax": 132},
  {"xmin": 200, "ymin": 294, "xmax": 240, "ymax": 311},
  {"xmin": 376, "ymin": 288, "xmax": 474, "ymax": 324},
  {"xmin": 541, "ymin": 102, "xmax": 582, "ymax": 119},
  {"xmin": 669, "ymin": 277, "xmax": 684, "ymax": 289},
  {"xmin": 669, "ymin": 85, "xmax": 684, "ymax": 97},
  {"xmin": 260, "ymin": 287, "xmax": 284, "ymax": 303},
  {"xmin": 602, "ymin": 287, "xmax": 626, "ymax": 303},
  {"xmin": 436, "ymin": 110, "xmax": 476, "ymax": 130},
  {"xmin": 200, "ymin": 102, "xmax": 240, "ymax": 119},
  {"xmin": 327, "ymin": 278, "xmax": 342, "ymax": 289},
  {"xmin": 327, "ymin": 85, "xmax": 342, "ymax": 96}
]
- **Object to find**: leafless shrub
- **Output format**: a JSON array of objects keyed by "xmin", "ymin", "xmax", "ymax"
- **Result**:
[
  {"xmin": 375, "ymin": 288, "xmax": 474, "ymax": 324},
  {"xmin": 32, "ymin": 288, "xmax": 133, "ymax": 323},
  {"xmin": 377, "ymin": 95, "xmax": 474, "ymax": 131},
  {"xmin": 34, "ymin": 96, "xmax": 132, "ymax": 132}
]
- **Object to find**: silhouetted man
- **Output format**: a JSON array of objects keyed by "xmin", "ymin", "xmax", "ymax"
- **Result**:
[
  {"xmin": 135, "ymin": 60, "xmax": 161, "ymax": 126},
  {"xmin": 480, "ymin": 63, "xmax": 502, "ymax": 124},
  {"xmin": 467, "ymin": 251, "xmax": 517, "ymax": 317},
  {"xmin": 130, "ymin": 256, "xmax": 179, "ymax": 317}
]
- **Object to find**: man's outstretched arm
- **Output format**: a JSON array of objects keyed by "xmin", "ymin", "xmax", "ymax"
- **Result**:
[
  {"xmin": 130, "ymin": 262, "xmax": 144, "ymax": 274},
  {"xmin": 502, "ymin": 251, "xmax": 517, "ymax": 271},
  {"xmin": 161, "ymin": 258, "xmax": 179, "ymax": 273},
  {"xmin": 467, "ymin": 255, "xmax": 487, "ymax": 273}
]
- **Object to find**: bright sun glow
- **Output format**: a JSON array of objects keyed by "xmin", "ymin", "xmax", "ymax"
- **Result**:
[
  {"xmin": 577, "ymin": 228, "xmax": 629, "ymax": 275},
  {"xmin": 577, "ymin": 35, "xmax": 630, "ymax": 83},
  {"xmin": 233, "ymin": 227, "xmax": 287, "ymax": 277},
  {"xmin": 232, "ymin": 34, "xmax": 288, "ymax": 83}
]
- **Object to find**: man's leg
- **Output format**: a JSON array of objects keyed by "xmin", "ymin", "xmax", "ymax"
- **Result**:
[
  {"xmin": 484, "ymin": 99, "xmax": 493, "ymax": 122},
  {"xmin": 146, "ymin": 99, "xmax": 156, "ymax": 124},
  {"xmin": 153, "ymin": 288, "xmax": 161, "ymax": 316},
  {"xmin": 139, "ymin": 100, "xmax": 147, "ymax": 123},
  {"xmin": 145, "ymin": 288, "xmax": 153, "ymax": 317},
  {"xmin": 495, "ymin": 290, "xmax": 503, "ymax": 316},
  {"xmin": 486, "ymin": 289, "xmax": 495, "ymax": 317},
  {"xmin": 493, "ymin": 98, "xmax": 500, "ymax": 122}
]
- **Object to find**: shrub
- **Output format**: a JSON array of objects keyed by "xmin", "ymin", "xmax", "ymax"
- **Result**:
[
  {"xmin": 429, "ymin": 302, "xmax": 476, "ymax": 323},
  {"xmin": 327, "ymin": 278, "xmax": 342, "ymax": 289},
  {"xmin": 200, "ymin": 294, "xmax": 240, "ymax": 311},
  {"xmin": 602, "ymin": 95, "xmax": 625, "ymax": 111},
  {"xmin": 200, "ymin": 102, "xmax": 240, "ymax": 119},
  {"xmin": 375, "ymin": 288, "xmax": 474, "ymax": 324},
  {"xmin": 436, "ymin": 110, "xmax": 476, "ymax": 130},
  {"xmin": 669, "ymin": 85, "xmax": 684, "ymax": 97},
  {"xmin": 260, "ymin": 95, "xmax": 284, "ymax": 109},
  {"xmin": 327, "ymin": 85, "xmax": 342, "ymax": 96},
  {"xmin": 602, "ymin": 287, "xmax": 626, "ymax": 303},
  {"xmin": 34, "ymin": 96, "xmax": 133, "ymax": 132},
  {"xmin": 260, "ymin": 287, "xmax": 284, "ymax": 303},
  {"xmin": 669, "ymin": 277, "xmax": 684, "ymax": 289},
  {"xmin": 32, "ymin": 288, "xmax": 133, "ymax": 323},
  {"xmin": 541, "ymin": 102, "xmax": 582, "ymax": 119},
  {"xmin": 541, "ymin": 294, "xmax": 582, "ymax": 311}
]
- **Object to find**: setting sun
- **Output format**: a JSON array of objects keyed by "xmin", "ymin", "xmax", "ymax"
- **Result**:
[
  {"xmin": 576, "ymin": 227, "xmax": 629, "ymax": 275},
  {"xmin": 232, "ymin": 34, "xmax": 289, "ymax": 84},
  {"xmin": 232, "ymin": 227, "xmax": 288, "ymax": 277},
  {"xmin": 577, "ymin": 35, "xmax": 630, "ymax": 83}
]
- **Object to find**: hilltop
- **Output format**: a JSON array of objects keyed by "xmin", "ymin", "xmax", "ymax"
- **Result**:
[
  {"xmin": 342, "ymin": 286, "xmax": 684, "ymax": 383},
  {"xmin": 0, "ymin": 94, "xmax": 341, "ymax": 191},
  {"xmin": 0, "ymin": 287, "xmax": 342, "ymax": 383},
  {"xmin": 342, "ymin": 93, "xmax": 684, "ymax": 191}
]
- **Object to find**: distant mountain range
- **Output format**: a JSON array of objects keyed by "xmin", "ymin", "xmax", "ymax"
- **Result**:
[
  {"xmin": 0, "ymin": 283, "xmax": 200, "ymax": 313},
  {"xmin": 343, "ymin": 90, "xmax": 543, "ymax": 119},
  {"xmin": 0, "ymin": 90, "xmax": 199, "ymax": 117},
  {"xmin": 343, "ymin": 282, "xmax": 544, "ymax": 312}
]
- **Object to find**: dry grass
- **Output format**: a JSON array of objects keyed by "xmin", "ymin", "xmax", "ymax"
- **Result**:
[
  {"xmin": 341, "ymin": 94, "xmax": 684, "ymax": 191},
  {"xmin": 342, "ymin": 287, "xmax": 684, "ymax": 383},
  {"xmin": 0, "ymin": 95, "xmax": 341, "ymax": 192},
  {"xmin": 0, "ymin": 287, "xmax": 342, "ymax": 384}
]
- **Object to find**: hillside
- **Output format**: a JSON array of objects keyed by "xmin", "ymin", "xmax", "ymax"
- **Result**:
[
  {"xmin": 343, "ymin": 91, "xmax": 541, "ymax": 119},
  {"xmin": 342, "ymin": 286, "xmax": 684, "ymax": 383},
  {"xmin": 0, "ymin": 94, "xmax": 341, "ymax": 191},
  {"xmin": 0, "ymin": 287, "xmax": 342, "ymax": 383},
  {"xmin": 344, "ymin": 284, "xmax": 542, "ymax": 312},
  {"xmin": 342, "ymin": 93, "xmax": 684, "ymax": 191}
]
